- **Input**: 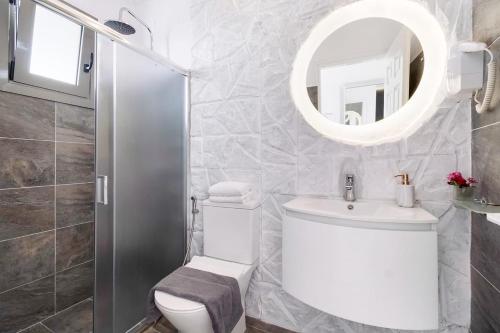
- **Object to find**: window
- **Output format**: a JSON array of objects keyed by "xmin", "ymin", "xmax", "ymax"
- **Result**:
[
  {"xmin": 9, "ymin": 0, "xmax": 95, "ymax": 99},
  {"xmin": 30, "ymin": 4, "xmax": 82, "ymax": 85}
]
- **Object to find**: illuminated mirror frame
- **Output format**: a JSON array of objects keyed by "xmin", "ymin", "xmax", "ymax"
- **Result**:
[{"xmin": 290, "ymin": 0, "xmax": 448, "ymax": 145}]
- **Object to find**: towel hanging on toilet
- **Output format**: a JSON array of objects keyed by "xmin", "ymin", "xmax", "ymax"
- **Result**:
[{"xmin": 146, "ymin": 267, "xmax": 243, "ymax": 333}]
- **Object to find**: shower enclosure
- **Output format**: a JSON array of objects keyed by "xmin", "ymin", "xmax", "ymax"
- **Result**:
[
  {"xmin": 94, "ymin": 37, "xmax": 188, "ymax": 333},
  {"xmin": 0, "ymin": 1, "xmax": 188, "ymax": 332}
]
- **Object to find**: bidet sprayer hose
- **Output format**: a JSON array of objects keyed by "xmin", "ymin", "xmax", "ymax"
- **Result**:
[{"xmin": 183, "ymin": 195, "xmax": 200, "ymax": 265}]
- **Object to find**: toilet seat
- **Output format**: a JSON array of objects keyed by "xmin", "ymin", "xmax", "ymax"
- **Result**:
[{"xmin": 154, "ymin": 256, "xmax": 255, "ymax": 314}]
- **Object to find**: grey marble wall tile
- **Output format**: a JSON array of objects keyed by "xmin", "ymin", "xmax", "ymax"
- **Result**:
[
  {"xmin": 471, "ymin": 299, "xmax": 496, "ymax": 333},
  {"xmin": 473, "ymin": 0, "xmax": 500, "ymax": 40},
  {"xmin": 43, "ymin": 299, "xmax": 93, "ymax": 333},
  {"xmin": 56, "ymin": 222, "xmax": 94, "ymax": 272},
  {"xmin": 471, "ymin": 2, "xmax": 500, "ymax": 332},
  {"xmin": 0, "ymin": 91, "xmax": 54, "ymax": 141},
  {"xmin": 56, "ymin": 143, "xmax": 94, "ymax": 185},
  {"xmin": 470, "ymin": 267, "xmax": 500, "ymax": 332},
  {"xmin": 56, "ymin": 103, "xmax": 95, "ymax": 144},
  {"xmin": 0, "ymin": 231, "xmax": 55, "ymax": 292},
  {"xmin": 19, "ymin": 323, "xmax": 53, "ymax": 333},
  {"xmin": 55, "ymin": 260, "xmax": 94, "ymax": 311},
  {"xmin": 0, "ymin": 186, "xmax": 54, "ymax": 241},
  {"xmin": 0, "ymin": 139, "xmax": 55, "ymax": 189},
  {"xmin": 472, "ymin": 123, "xmax": 500, "ymax": 204},
  {"xmin": 56, "ymin": 183, "xmax": 95, "ymax": 228},
  {"xmin": 471, "ymin": 213, "xmax": 500, "ymax": 290},
  {"xmin": 0, "ymin": 276, "xmax": 55, "ymax": 333}
]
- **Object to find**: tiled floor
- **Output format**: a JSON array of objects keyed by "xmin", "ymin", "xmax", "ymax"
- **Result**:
[
  {"xmin": 141, "ymin": 317, "xmax": 177, "ymax": 333},
  {"xmin": 141, "ymin": 316, "xmax": 295, "ymax": 333},
  {"xmin": 21, "ymin": 309, "xmax": 289, "ymax": 333}
]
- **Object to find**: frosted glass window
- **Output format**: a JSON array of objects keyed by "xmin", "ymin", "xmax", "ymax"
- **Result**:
[{"xmin": 29, "ymin": 5, "xmax": 82, "ymax": 85}]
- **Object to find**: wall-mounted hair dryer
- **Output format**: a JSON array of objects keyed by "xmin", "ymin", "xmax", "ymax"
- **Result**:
[
  {"xmin": 459, "ymin": 41, "xmax": 497, "ymax": 114},
  {"xmin": 448, "ymin": 40, "xmax": 499, "ymax": 113}
]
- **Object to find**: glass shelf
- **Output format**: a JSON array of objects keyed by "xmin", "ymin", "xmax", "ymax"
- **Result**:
[{"xmin": 453, "ymin": 200, "xmax": 500, "ymax": 214}]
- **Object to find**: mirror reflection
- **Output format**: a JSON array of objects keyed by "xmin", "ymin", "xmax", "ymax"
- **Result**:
[{"xmin": 307, "ymin": 18, "xmax": 424, "ymax": 125}]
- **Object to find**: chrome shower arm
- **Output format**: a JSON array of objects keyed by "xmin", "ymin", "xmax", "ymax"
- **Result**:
[{"xmin": 118, "ymin": 7, "xmax": 154, "ymax": 51}]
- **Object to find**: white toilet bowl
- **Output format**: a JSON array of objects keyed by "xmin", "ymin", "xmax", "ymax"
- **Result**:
[{"xmin": 154, "ymin": 256, "xmax": 256, "ymax": 333}]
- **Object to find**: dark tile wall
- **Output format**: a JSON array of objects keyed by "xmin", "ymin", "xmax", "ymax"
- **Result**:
[
  {"xmin": 471, "ymin": 1, "xmax": 500, "ymax": 331},
  {"xmin": 0, "ymin": 90, "xmax": 95, "ymax": 333}
]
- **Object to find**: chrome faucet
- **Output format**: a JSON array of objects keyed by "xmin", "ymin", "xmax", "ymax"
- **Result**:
[{"xmin": 344, "ymin": 174, "xmax": 356, "ymax": 202}]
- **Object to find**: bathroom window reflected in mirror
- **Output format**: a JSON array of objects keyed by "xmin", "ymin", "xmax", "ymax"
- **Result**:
[{"xmin": 306, "ymin": 18, "xmax": 424, "ymax": 126}]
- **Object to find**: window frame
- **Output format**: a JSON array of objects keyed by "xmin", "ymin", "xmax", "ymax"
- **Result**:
[{"xmin": 0, "ymin": 0, "xmax": 95, "ymax": 108}]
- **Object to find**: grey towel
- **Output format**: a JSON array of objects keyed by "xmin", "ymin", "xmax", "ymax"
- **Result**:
[{"xmin": 147, "ymin": 267, "xmax": 243, "ymax": 333}]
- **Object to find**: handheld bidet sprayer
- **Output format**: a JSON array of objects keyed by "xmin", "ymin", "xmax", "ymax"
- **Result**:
[{"xmin": 183, "ymin": 196, "xmax": 200, "ymax": 265}]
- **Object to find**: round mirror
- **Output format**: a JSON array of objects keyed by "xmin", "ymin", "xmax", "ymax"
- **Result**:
[
  {"xmin": 290, "ymin": 0, "xmax": 447, "ymax": 145},
  {"xmin": 307, "ymin": 18, "xmax": 424, "ymax": 126}
]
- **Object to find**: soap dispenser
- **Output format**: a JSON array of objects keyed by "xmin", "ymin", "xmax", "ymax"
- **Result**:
[{"xmin": 395, "ymin": 173, "xmax": 415, "ymax": 208}]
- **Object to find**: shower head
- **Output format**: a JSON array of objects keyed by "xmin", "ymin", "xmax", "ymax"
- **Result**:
[
  {"xmin": 104, "ymin": 20, "xmax": 136, "ymax": 35},
  {"xmin": 104, "ymin": 7, "xmax": 154, "ymax": 51}
]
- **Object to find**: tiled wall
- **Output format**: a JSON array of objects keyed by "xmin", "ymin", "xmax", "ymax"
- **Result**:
[
  {"xmin": 189, "ymin": 0, "xmax": 473, "ymax": 332},
  {"xmin": 470, "ymin": 1, "xmax": 500, "ymax": 331},
  {"xmin": 0, "ymin": 91, "xmax": 95, "ymax": 333}
]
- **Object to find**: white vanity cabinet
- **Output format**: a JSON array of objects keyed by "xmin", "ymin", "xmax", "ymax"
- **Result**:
[{"xmin": 282, "ymin": 197, "xmax": 439, "ymax": 331}]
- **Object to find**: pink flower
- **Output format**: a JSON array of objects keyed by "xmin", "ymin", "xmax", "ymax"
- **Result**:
[
  {"xmin": 467, "ymin": 177, "xmax": 478, "ymax": 184},
  {"xmin": 447, "ymin": 171, "xmax": 477, "ymax": 188}
]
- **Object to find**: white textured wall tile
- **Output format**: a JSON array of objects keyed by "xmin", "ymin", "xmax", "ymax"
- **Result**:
[
  {"xmin": 437, "ymin": 207, "xmax": 471, "ymax": 274},
  {"xmin": 245, "ymin": 278, "xmax": 263, "ymax": 318},
  {"xmin": 190, "ymin": 138, "xmax": 203, "ymax": 167},
  {"xmin": 298, "ymin": 154, "xmax": 333, "ymax": 195},
  {"xmin": 439, "ymin": 264, "xmax": 471, "ymax": 327},
  {"xmin": 190, "ymin": 105, "xmax": 203, "ymax": 137},
  {"xmin": 416, "ymin": 154, "xmax": 458, "ymax": 201},
  {"xmin": 358, "ymin": 158, "xmax": 399, "ymax": 199},
  {"xmin": 203, "ymin": 135, "xmax": 260, "ymax": 169},
  {"xmin": 200, "ymin": 100, "xmax": 260, "ymax": 136},
  {"xmin": 262, "ymin": 164, "xmax": 297, "ymax": 194},
  {"xmin": 189, "ymin": 0, "xmax": 473, "ymax": 331},
  {"xmin": 189, "ymin": 230, "xmax": 204, "ymax": 257},
  {"xmin": 191, "ymin": 167, "xmax": 209, "ymax": 195}
]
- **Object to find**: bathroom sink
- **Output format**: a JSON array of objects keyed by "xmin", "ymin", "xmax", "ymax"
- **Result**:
[
  {"xmin": 282, "ymin": 197, "xmax": 439, "ymax": 330},
  {"xmin": 283, "ymin": 197, "xmax": 438, "ymax": 225}
]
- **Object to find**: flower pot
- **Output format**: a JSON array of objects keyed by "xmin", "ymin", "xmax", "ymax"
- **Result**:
[{"xmin": 452, "ymin": 186, "xmax": 475, "ymax": 201}]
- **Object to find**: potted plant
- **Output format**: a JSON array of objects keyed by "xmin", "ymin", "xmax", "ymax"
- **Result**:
[{"xmin": 447, "ymin": 171, "xmax": 477, "ymax": 201}]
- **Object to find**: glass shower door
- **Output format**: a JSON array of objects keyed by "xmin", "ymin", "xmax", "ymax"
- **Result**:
[{"xmin": 95, "ymin": 36, "xmax": 188, "ymax": 333}]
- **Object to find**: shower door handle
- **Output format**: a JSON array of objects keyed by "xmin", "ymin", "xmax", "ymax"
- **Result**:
[{"xmin": 96, "ymin": 175, "xmax": 108, "ymax": 205}]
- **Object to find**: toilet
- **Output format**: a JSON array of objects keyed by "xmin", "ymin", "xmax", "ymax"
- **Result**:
[{"xmin": 154, "ymin": 199, "xmax": 261, "ymax": 333}]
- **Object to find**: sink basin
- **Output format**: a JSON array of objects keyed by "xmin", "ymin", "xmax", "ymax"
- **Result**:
[
  {"xmin": 283, "ymin": 197, "xmax": 438, "ymax": 225},
  {"xmin": 282, "ymin": 197, "xmax": 439, "ymax": 331}
]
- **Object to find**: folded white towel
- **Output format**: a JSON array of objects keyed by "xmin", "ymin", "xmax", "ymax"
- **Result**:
[
  {"xmin": 209, "ymin": 181, "xmax": 252, "ymax": 197},
  {"xmin": 209, "ymin": 192, "xmax": 253, "ymax": 204}
]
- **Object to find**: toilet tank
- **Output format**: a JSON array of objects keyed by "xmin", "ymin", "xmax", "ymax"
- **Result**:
[{"xmin": 202, "ymin": 200, "xmax": 260, "ymax": 265}]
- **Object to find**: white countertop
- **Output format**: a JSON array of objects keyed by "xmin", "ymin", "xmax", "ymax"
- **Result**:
[{"xmin": 283, "ymin": 197, "xmax": 438, "ymax": 224}]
